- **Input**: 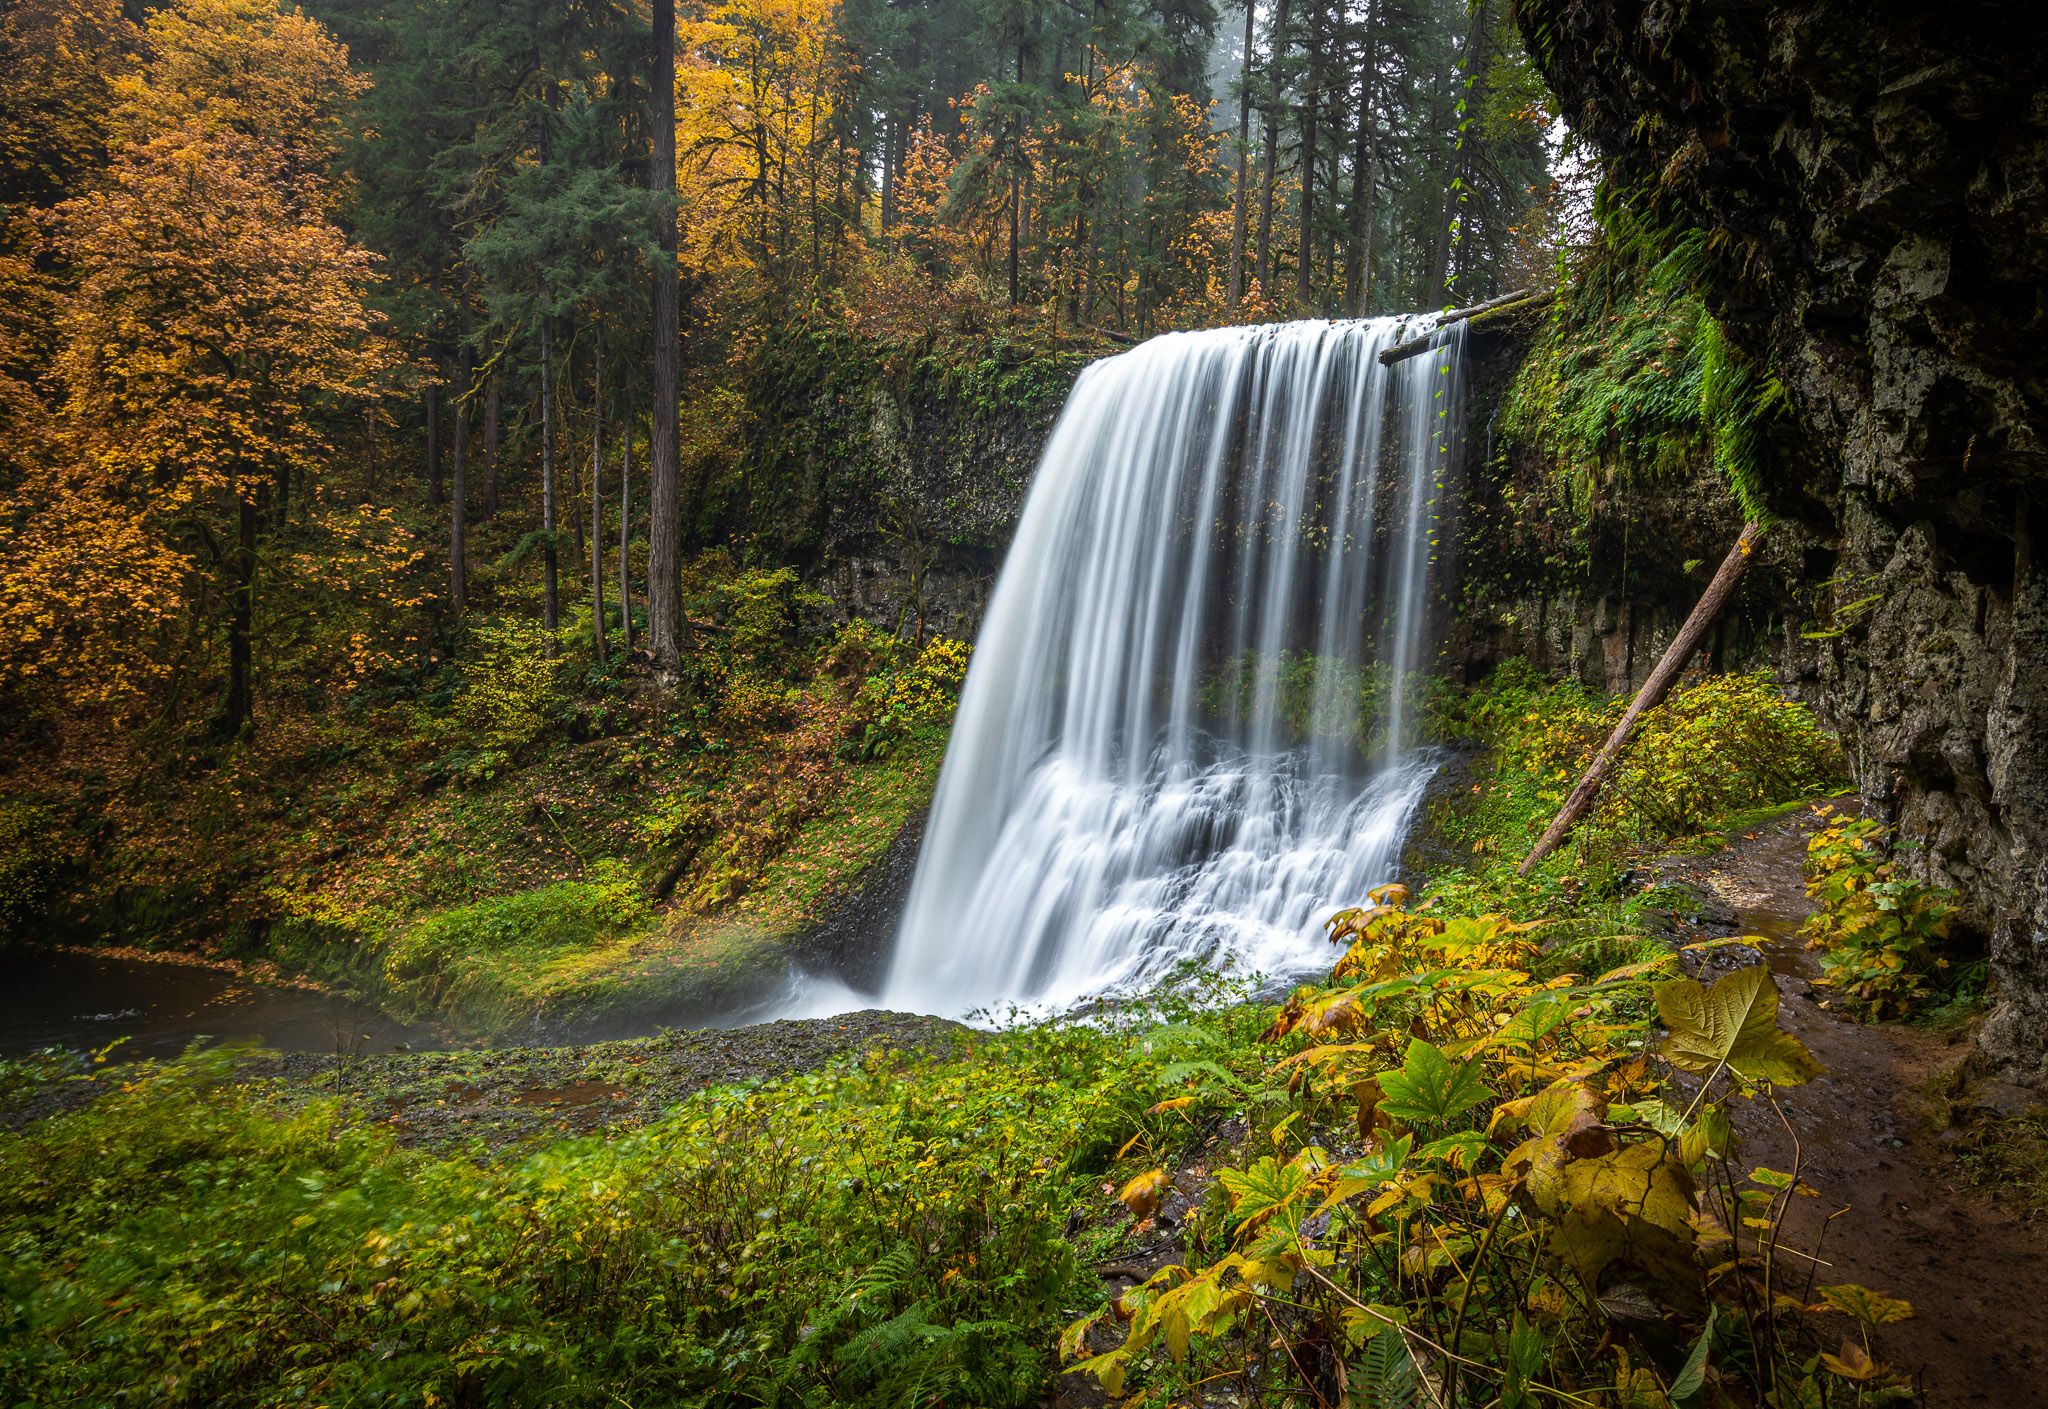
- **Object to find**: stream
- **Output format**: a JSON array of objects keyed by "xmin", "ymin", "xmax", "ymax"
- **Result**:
[{"xmin": 0, "ymin": 949, "xmax": 457, "ymax": 1062}]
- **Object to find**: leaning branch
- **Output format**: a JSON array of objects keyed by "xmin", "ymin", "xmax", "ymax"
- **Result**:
[
  {"xmin": 1378, "ymin": 287, "xmax": 1552, "ymax": 365},
  {"xmin": 1517, "ymin": 522, "xmax": 1767, "ymax": 876}
]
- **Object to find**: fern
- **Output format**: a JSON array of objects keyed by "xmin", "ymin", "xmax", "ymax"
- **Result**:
[
  {"xmin": 848, "ymin": 1240, "xmax": 919, "ymax": 1307},
  {"xmin": 1353, "ymin": 1325, "xmax": 1422, "ymax": 1409}
]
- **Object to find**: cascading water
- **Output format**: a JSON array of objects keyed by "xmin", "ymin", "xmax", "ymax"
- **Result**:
[{"xmin": 879, "ymin": 316, "xmax": 1465, "ymax": 1019}]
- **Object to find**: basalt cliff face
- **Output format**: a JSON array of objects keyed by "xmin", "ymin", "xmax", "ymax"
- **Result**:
[
  {"xmin": 1442, "ymin": 329, "xmax": 1828, "ymax": 702},
  {"xmin": 1518, "ymin": 0, "xmax": 2048, "ymax": 1075}
]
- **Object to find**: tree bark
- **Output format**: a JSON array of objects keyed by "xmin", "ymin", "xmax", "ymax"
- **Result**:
[
  {"xmin": 1427, "ymin": 0, "xmax": 1487, "ymax": 305},
  {"xmin": 1347, "ymin": 0, "xmax": 1378, "ymax": 316},
  {"xmin": 591, "ymin": 333, "xmax": 606, "ymax": 660},
  {"xmin": 541, "ymin": 316, "xmax": 559, "ymax": 656},
  {"xmin": 1518, "ymin": 523, "xmax": 1766, "ymax": 876},
  {"xmin": 451, "ymin": 340, "xmax": 468, "ymax": 617},
  {"xmin": 1255, "ymin": 0, "xmax": 1288, "ymax": 296},
  {"xmin": 481, "ymin": 367, "xmax": 501, "ymax": 517},
  {"xmin": 1227, "ymin": 0, "xmax": 1255, "ymax": 308},
  {"xmin": 1377, "ymin": 287, "xmax": 1545, "ymax": 363},
  {"xmin": 1297, "ymin": 77, "xmax": 1316, "ymax": 306},
  {"xmin": 424, "ymin": 378, "xmax": 441, "ymax": 508},
  {"xmin": 619, "ymin": 374, "xmax": 634, "ymax": 650},
  {"xmin": 1007, "ymin": 44, "xmax": 1022, "ymax": 305},
  {"xmin": 649, "ymin": 0, "xmax": 683, "ymax": 686},
  {"xmin": 221, "ymin": 489, "xmax": 259, "ymax": 739}
]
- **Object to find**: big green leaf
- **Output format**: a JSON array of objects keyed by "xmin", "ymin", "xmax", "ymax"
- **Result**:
[
  {"xmin": 1502, "ymin": 1312, "xmax": 1544, "ymax": 1409},
  {"xmin": 1653, "ymin": 964, "xmax": 1823, "ymax": 1086},
  {"xmin": 1377, "ymin": 1039, "xmax": 1490, "ymax": 1125},
  {"xmin": 1815, "ymin": 1283, "xmax": 1914, "ymax": 1327},
  {"xmin": 1219, "ymin": 1156, "xmax": 1313, "ymax": 1232}
]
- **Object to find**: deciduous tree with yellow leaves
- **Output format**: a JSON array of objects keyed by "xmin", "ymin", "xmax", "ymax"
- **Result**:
[{"xmin": 5, "ymin": 0, "xmax": 400, "ymax": 733}]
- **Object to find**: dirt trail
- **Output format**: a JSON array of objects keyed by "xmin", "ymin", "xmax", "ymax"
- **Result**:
[{"xmin": 1659, "ymin": 804, "xmax": 2048, "ymax": 1406}]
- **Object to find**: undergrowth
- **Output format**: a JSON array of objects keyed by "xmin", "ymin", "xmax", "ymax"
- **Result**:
[
  {"xmin": 1797, "ymin": 809, "xmax": 1978, "ymax": 1025},
  {"xmin": 0, "ymin": 658, "xmax": 1916, "ymax": 1405},
  {"xmin": 1421, "ymin": 659, "xmax": 1845, "ymax": 917}
]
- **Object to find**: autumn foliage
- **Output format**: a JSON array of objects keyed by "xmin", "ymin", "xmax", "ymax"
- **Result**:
[{"xmin": 1, "ymin": 0, "xmax": 398, "ymax": 725}]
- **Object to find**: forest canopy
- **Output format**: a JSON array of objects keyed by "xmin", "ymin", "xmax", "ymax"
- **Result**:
[{"xmin": 0, "ymin": 0, "xmax": 1560, "ymax": 740}]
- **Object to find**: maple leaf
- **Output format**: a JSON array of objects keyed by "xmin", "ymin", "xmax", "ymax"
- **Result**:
[
  {"xmin": 1815, "ymin": 1283, "xmax": 1914, "ymax": 1327},
  {"xmin": 1653, "ymin": 964, "xmax": 1823, "ymax": 1086}
]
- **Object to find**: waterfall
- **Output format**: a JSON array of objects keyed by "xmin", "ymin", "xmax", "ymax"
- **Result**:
[{"xmin": 879, "ymin": 316, "xmax": 1465, "ymax": 1019}]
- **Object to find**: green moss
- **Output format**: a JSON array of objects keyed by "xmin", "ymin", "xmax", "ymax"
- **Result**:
[
  {"xmin": 1499, "ymin": 200, "xmax": 1787, "ymax": 525},
  {"xmin": 347, "ymin": 729, "xmax": 948, "ymax": 1035}
]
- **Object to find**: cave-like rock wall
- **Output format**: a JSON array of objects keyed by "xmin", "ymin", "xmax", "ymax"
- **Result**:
[
  {"xmin": 1440, "ymin": 328, "xmax": 1828, "ymax": 700},
  {"xmin": 1518, "ymin": 0, "xmax": 2048, "ymax": 1076}
]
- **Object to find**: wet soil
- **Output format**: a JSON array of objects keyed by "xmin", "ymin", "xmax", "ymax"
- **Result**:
[
  {"xmin": 3, "ymin": 1009, "xmax": 974, "ymax": 1151},
  {"xmin": 1658, "ymin": 803, "xmax": 2048, "ymax": 1406},
  {"xmin": 242, "ymin": 1009, "xmax": 973, "ymax": 1154}
]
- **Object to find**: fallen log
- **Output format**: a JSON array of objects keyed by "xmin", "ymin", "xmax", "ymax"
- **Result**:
[
  {"xmin": 1378, "ymin": 287, "xmax": 1551, "ymax": 365},
  {"xmin": 1081, "ymin": 322, "xmax": 1138, "ymax": 347},
  {"xmin": 1517, "ymin": 521, "xmax": 1767, "ymax": 876}
]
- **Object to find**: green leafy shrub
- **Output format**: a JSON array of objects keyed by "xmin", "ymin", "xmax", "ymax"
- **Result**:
[
  {"xmin": 1436, "ymin": 664, "xmax": 1843, "ymax": 868},
  {"xmin": 716, "ymin": 565, "xmax": 828, "ymax": 671},
  {"xmin": 0, "ymin": 1015, "xmax": 1172, "ymax": 1406},
  {"xmin": 1060, "ymin": 894, "xmax": 1902, "ymax": 1407},
  {"xmin": 434, "ymin": 617, "xmax": 570, "ymax": 783},
  {"xmin": 844, "ymin": 634, "xmax": 971, "ymax": 759},
  {"xmin": 1799, "ymin": 810, "xmax": 1961, "ymax": 1021}
]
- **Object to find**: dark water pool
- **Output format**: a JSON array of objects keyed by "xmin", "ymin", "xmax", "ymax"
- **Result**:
[{"xmin": 0, "ymin": 949, "xmax": 459, "ymax": 1061}]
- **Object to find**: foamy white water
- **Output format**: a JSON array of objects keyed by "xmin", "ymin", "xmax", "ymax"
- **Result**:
[{"xmin": 877, "ymin": 317, "xmax": 1466, "ymax": 1020}]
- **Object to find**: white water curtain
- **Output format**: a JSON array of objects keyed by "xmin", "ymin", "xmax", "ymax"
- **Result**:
[{"xmin": 884, "ymin": 317, "xmax": 1465, "ymax": 1017}]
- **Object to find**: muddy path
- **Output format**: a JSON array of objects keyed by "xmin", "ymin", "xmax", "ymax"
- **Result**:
[{"xmin": 1660, "ymin": 804, "xmax": 2048, "ymax": 1406}]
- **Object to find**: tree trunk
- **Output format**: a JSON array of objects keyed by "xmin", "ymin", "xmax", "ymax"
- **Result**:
[
  {"xmin": 221, "ymin": 490, "xmax": 259, "ymax": 739},
  {"xmin": 1427, "ymin": 0, "xmax": 1487, "ymax": 305},
  {"xmin": 1255, "ymin": 0, "xmax": 1289, "ymax": 295},
  {"xmin": 620, "ymin": 374, "xmax": 634, "ymax": 650},
  {"xmin": 649, "ymin": 0, "xmax": 683, "ymax": 685},
  {"xmin": 1347, "ymin": 8, "xmax": 1377, "ymax": 320},
  {"xmin": 481, "ymin": 367, "xmax": 501, "ymax": 517},
  {"xmin": 424, "ymin": 378, "xmax": 441, "ymax": 508},
  {"xmin": 879, "ymin": 112, "xmax": 897, "ymax": 238},
  {"xmin": 591, "ymin": 334, "xmax": 607, "ymax": 660},
  {"xmin": 541, "ymin": 316, "xmax": 559, "ymax": 656},
  {"xmin": 1228, "ymin": 0, "xmax": 1255, "ymax": 307},
  {"xmin": 1007, "ymin": 45, "xmax": 1022, "ymax": 305},
  {"xmin": 451, "ymin": 341, "xmax": 469, "ymax": 617},
  {"xmin": 568, "ymin": 334, "xmax": 586, "ymax": 596},
  {"xmin": 1297, "ymin": 74, "xmax": 1316, "ymax": 306},
  {"xmin": 1518, "ymin": 523, "xmax": 1766, "ymax": 875}
]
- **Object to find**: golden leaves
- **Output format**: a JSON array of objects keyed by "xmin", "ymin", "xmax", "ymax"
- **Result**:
[{"xmin": 1814, "ymin": 1283, "xmax": 1914, "ymax": 1327}]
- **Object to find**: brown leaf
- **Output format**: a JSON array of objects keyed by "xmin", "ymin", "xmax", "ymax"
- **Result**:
[
  {"xmin": 1820, "ymin": 1336, "xmax": 1884, "ymax": 1381},
  {"xmin": 1119, "ymin": 1168, "xmax": 1171, "ymax": 1222}
]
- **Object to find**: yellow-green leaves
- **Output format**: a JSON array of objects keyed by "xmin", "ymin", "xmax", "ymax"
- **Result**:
[
  {"xmin": 1118, "ymin": 1168, "xmax": 1171, "ymax": 1221},
  {"xmin": 1503, "ymin": 1081, "xmax": 1612, "ymax": 1206},
  {"xmin": 1219, "ymin": 1155, "xmax": 1315, "ymax": 1234},
  {"xmin": 1377, "ymin": 1038, "xmax": 1491, "ymax": 1125},
  {"xmin": 1653, "ymin": 964, "xmax": 1822, "ymax": 1086},
  {"xmin": 1815, "ymin": 1283, "xmax": 1914, "ymax": 1326},
  {"xmin": 1544, "ymin": 1142, "xmax": 1701, "ymax": 1303}
]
